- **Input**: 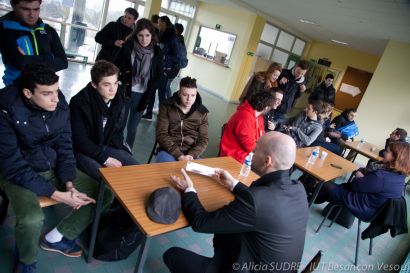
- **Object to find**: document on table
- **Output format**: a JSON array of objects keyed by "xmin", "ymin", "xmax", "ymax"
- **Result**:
[{"xmin": 185, "ymin": 161, "xmax": 216, "ymax": 177}]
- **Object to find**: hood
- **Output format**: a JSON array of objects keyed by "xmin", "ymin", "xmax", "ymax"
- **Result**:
[
  {"xmin": 237, "ymin": 100, "xmax": 255, "ymax": 115},
  {"xmin": 165, "ymin": 91, "xmax": 209, "ymax": 115}
]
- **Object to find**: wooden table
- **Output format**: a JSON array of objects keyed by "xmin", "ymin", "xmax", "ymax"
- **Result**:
[
  {"xmin": 295, "ymin": 147, "xmax": 358, "ymax": 206},
  {"xmin": 88, "ymin": 157, "xmax": 258, "ymax": 273},
  {"xmin": 343, "ymin": 140, "xmax": 383, "ymax": 162}
]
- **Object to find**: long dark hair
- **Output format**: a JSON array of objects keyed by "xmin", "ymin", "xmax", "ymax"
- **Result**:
[{"xmin": 126, "ymin": 18, "xmax": 158, "ymax": 46}]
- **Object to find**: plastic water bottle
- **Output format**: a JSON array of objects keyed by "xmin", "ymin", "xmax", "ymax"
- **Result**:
[
  {"xmin": 240, "ymin": 152, "xmax": 253, "ymax": 177},
  {"xmin": 307, "ymin": 147, "xmax": 319, "ymax": 164}
]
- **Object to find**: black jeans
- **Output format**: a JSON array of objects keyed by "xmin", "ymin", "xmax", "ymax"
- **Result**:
[{"xmin": 75, "ymin": 146, "xmax": 138, "ymax": 180}]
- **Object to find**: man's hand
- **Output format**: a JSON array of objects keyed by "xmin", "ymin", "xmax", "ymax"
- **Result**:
[
  {"xmin": 329, "ymin": 123, "xmax": 336, "ymax": 129},
  {"xmin": 178, "ymin": 155, "xmax": 194, "ymax": 161},
  {"xmin": 114, "ymin": 40, "xmax": 125, "ymax": 47},
  {"xmin": 51, "ymin": 190, "xmax": 95, "ymax": 210},
  {"xmin": 170, "ymin": 168, "xmax": 194, "ymax": 191},
  {"xmin": 267, "ymin": 120, "xmax": 276, "ymax": 131},
  {"xmin": 299, "ymin": 84, "xmax": 306, "ymax": 92},
  {"xmin": 279, "ymin": 77, "xmax": 288, "ymax": 85},
  {"xmin": 213, "ymin": 169, "xmax": 238, "ymax": 190},
  {"xmin": 104, "ymin": 157, "xmax": 122, "ymax": 167}
]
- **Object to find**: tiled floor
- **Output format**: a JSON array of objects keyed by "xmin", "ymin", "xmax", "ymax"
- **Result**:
[{"xmin": 0, "ymin": 62, "xmax": 409, "ymax": 273}]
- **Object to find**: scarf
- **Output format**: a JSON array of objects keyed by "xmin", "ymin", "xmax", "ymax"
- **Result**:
[
  {"xmin": 132, "ymin": 41, "xmax": 153, "ymax": 90},
  {"xmin": 88, "ymin": 84, "xmax": 123, "ymax": 146}
]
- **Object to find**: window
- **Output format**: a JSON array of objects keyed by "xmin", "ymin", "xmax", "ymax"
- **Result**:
[
  {"xmin": 193, "ymin": 26, "xmax": 236, "ymax": 66},
  {"xmin": 256, "ymin": 22, "xmax": 306, "ymax": 69},
  {"xmin": 106, "ymin": 0, "xmax": 134, "ymax": 25},
  {"xmin": 161, "ymin": 0, "xmax": 196, "ymax": 18}
]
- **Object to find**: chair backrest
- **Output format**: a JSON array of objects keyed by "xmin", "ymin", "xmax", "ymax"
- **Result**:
[
  {"xmin": 301, "ymin": 250, "xmax": 323, "ymax": 273},
  {"xmin": 39, "ymin": 196, "xmax": 59, "ymax": 208}
]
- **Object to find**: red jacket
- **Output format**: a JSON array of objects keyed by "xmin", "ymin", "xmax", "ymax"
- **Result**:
[{"xmin": 219, "ymin": 101, "xmax": 265, "ymax": 163}]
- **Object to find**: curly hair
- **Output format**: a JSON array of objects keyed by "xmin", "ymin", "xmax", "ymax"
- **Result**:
[{"xmin": 248, "ymin": 90, "xmax": 277, "ymax": 111}]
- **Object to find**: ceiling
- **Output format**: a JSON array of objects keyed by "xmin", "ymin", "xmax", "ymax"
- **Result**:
[{"xmin": 201, "ymin": 0, "xmax": 410, "ymax": 56}]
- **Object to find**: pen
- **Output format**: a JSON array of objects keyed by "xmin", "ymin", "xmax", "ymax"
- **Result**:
[{"xmin": 330, "ymin": 163, "xmax": 343, "ymax": 169}]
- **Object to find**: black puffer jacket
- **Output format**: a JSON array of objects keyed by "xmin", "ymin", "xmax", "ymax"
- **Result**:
[{"xmin": 0, "ymin": 85, "xmax": 75, "ymax": 197}]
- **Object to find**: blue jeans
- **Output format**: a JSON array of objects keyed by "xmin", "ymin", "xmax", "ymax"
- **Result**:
[
  {"xmin": 158, "ymin": 76, "xmax": 175, "ymax": 103},
  {"xmin": 76, "ymin": 146, "xmax": 138, "ymax": 180},
  {"xmin": 155, "ymin": 150, "xmax": 177, "ymax": 163},
  {"xmin": 126, "ymin": 92, "xmax": 144, "ymax": 148}
]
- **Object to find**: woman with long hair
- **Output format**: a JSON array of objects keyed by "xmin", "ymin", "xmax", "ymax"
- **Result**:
[
  {"xmin": 239, "ymin": 62, "xmax": 282, "ymax": 103},
  {"xmin": 115, "ymin": 18, "xmax": 163, "ymax": 149},
  {"xmin": 316, "ymin": 142, "xmax": 410, "ymax": 221}
]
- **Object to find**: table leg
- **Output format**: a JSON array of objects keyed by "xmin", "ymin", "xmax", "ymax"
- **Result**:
[
  {"xmin": 134, "ymin": 236, "xmax": 151, "ymax": 273},
  {"xmin": 309, "ymin": 181, "xmax": 324, "ymax": 208},
  {"xmin": 86, "ymin": 179, "xmax": 106, "ymax": 263}
]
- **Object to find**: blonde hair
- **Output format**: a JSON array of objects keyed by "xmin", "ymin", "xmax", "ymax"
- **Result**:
[{"xmin": 264, "ymin": 62, "xmax": 282, "ymax": 89}]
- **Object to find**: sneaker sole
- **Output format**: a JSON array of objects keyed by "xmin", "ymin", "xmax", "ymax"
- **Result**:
[{"xmin": 40, "ymin": 243, "xmax": 82, "ymax": 258}]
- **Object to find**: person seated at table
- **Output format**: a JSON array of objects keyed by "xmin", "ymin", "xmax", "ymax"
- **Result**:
[
  {"xmin": 0, "ymin": 64, "xmax": 112, "ymax": 273},
  {"xmin": 164, "ymin": 132, "xmax": 308, "ymax": 273},
  {"xmin": 329, "ymin": 108, "xmax": 358, "ymax": 160},
  {"xmin": 281, "ymin": 100, "xmax": 323, "ymax": 148},
  {"xmin": 70, "ymin": 61, "xmax": 138, "ymax": 180},
  {"xmin": 238, "ymin": 62, "xmax": 282, "ymax": 103},
  {"xmin": 310, "ymin": 102, "xmax": 343, "ymax": 155},
  {"xmin": 314, "ymin": 142, "xmax": 410, "ymax": 221},
  {"xmin": 219, "ymin": 90, "xmax": 283, "ymax": 163},
  {"xmin": 379, "ymin": 128, "xmax": 407, "ymax": 157},
  {"xmin": 155, "ymin": 76, "xmax": 209, "ymax": 162}
]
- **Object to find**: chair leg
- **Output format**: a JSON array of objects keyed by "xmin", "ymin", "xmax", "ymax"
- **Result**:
[
  {"xmin": 355, "ymin": 219, "xmax": 361, "ymax": 266},
  {"xmin": 369, "ymin": 238, "xmax": 373, "ymax": 255},
  {"xmin": 0, "ymin": 189, "xmax": 9, "ymax": 224},
  {"xmin": 329, "ymin": 206, "xmax": 343, "ymax": 228},
  {"xmin": 316, "ymin": 204, "xmax": 336, "ymax": 233},
  {"xmin": 147, "ymin": 141, "xmax": 157, "ymax": 164}
]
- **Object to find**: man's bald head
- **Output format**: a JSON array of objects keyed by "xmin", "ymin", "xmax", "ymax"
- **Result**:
[{"xmin": 252, "ymin": 132, "xmax": 296, "ymax": 175}]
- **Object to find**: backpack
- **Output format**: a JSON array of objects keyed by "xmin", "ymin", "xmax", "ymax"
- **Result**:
[
  {"xmin": 93, "ymin": 205, "xmax": 143, "ymax": 261},
  {"xmin": 176, "ymin": 39, "xmax": 188, "ymax": 69}
]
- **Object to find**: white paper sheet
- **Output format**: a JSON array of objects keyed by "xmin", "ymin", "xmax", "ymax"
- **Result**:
[
  {"xmin": 185, "ymin": 162, "xmax": 216, "ymax": 177},
  {"xmin": 340, "ymin": 83, "xmax": 361, "ymax": 97}
]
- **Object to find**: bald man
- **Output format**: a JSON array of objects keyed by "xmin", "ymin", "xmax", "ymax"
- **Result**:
[{"xmin": 165, "ymin": 132, "xmax": 309, "ymax": 273}]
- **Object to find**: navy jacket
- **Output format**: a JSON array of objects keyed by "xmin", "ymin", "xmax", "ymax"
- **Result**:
[
  {"xmin": 70, "ymin": 83, "xmax": 131, "ymax": 164},
  {"xmin": 308, "ymin": 82, "xmax": 336, "ymax": 104},
  {"xmin": 0, "ymin": 12, "xmax": 68, "ymax": 86},
  {"xmin": 95, "ymin": 16, "xmax": 133, "ymax": 64},
  {"xmin": 182, "ymin": 170, "xmax": 308, "ymax": 273},
  {"xmin": 334, "ymin": 169, "xmax": 405, "ymax": 222},
  {"xmin": 0, "ymin": 85, "xmax": 75, "ymax": 197}
]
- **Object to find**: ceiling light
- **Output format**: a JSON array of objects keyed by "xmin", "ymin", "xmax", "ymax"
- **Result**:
[
  {"xmin": 299, "ymin": 19, "xmax": 316, "ymax": 25},
  {"xmin": 331, "ymin": 39, "xmax": 349, "ymax": 45}
]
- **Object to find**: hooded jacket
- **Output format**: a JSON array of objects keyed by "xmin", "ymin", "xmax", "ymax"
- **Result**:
[
  {"xmin": 0, "ymin": 85, "xmax": 75, "ymax": 197},
  {"xmin": 0, "ymin": 11, "xmax": 68, "ymax": 86},
  {"xmin": 219, "ymin": 101, "xmax": 265, "ymax": 163},
  {"xmin": 287, "ymin": 111, "xmax": 323, "ymax": 147},
  {"xmin": 156, "ymin": 92, "xmax": 209, "ymax": 159},
  {"xmin": 69, "ymin": 83, "xmax": 131, "ymax": 164},
  {"xmin": 95, "ymin": 16, "xmax": 133, "ymax": 64}
]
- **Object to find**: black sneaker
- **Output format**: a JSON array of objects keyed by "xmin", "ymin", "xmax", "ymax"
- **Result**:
[
  {"xmin": 40, "ymin": 236, "xmax": 82, "ymax": 257},
  {"xmin": 141, "ymin": 113, "xmax": 153, "ymax": 121}
]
